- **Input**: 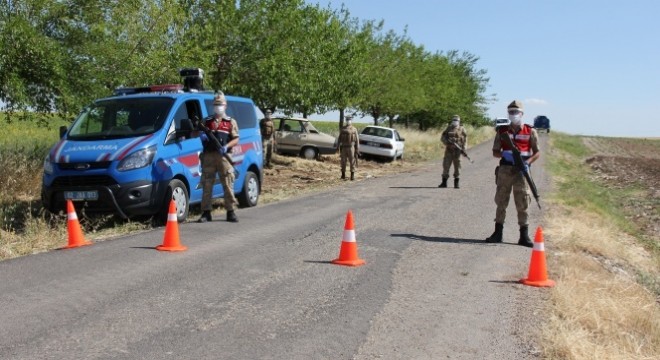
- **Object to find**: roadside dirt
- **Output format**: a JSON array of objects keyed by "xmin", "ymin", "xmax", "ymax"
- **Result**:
[
  {"xmin": 582, "ymin": 137, "xmax": 660, "ymax": 242},
  {"xmin": 258, "ymin": 152, "xmax": 425, "ymax": 204}
]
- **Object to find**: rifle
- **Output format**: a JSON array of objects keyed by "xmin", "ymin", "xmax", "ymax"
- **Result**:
[
  {"xmin": 499, "ymin": 132, "xmax": 541, "ymax": 209},
  {"xmin": 193, "ymin": 116, "xmax": 235, "ymax": 166},
  {"xmin": 448, "ymin": 140, "xmax": 473, "ymax": 163}
]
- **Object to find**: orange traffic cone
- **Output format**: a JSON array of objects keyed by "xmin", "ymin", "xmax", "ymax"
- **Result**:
[
  {"xmin": 62, "ymin": 200, "xmax": 92, "ymax": 249},
  {"xmin": 520, "ymin": 226, "xmax": 555, "ymax": 287},
  {"xmin": 332, "ymin": 210, "xmax": 365, "ymax": 267},
  {"xmin": 156, "ymin": 200, "xmax": 187, "ymax": 252}
]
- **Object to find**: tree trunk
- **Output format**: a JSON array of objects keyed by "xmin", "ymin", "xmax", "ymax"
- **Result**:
[{"xmin": 339, "ymin": 108, "xmax": 345, "ymax": 129}]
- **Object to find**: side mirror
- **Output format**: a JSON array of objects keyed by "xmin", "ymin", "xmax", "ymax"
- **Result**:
[
  {"xmin": 400, "ymin": 137, "xmax": 405, "ymax": 142},
  {"xmin": 59, "ymin": 126, "xmax": 68, "ymax": 138},
  {"xmin": 176, "ymin": 118, "xmax": 194, "ymax": 139}
]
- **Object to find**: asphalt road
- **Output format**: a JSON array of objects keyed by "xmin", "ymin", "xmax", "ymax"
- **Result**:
[{"xmin": 0, "ymin": 135, "xmax": 550, "ymax": 359}]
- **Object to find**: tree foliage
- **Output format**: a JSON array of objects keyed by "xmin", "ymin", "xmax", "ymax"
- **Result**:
[{"xmin": 0, "ymin": 0, "xmax": 492, "ymax": 129}]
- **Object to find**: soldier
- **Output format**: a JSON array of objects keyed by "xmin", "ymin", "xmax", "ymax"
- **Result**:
[
  {"xmin": 197, "ymin": 92, "xmax": 240, "ymax": 223},
  {"xmin": 338, "ymin": 114, "xmax": 359, "ymax": 181},
  {"xmin": 439, "ymin": 115, "xmax": 467, "ymax": 189},
  {"xmin": 485, "ymin": 100, "xmax": 540, "ymax": 247},
  {"xmin": 260, "ymin": 109, "xmax": 275, "ymax": 168}
]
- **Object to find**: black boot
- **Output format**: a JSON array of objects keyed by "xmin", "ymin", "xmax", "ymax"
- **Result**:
[
  {"xmin": 518, "ymin": 225, "xmax": 533, "ymax": 247},
  {"xmin": 485, "ymin": 223, "xmax": 503, "ymax": 243},
  {"xmin": 454, "ymin": 178, "xmax": 460, "ymax": 189},
  {"xmin": 438, "ymin": 177, "xmax": 448, "ymax": 188},
  {"xmin": 341, "ymin": 171, "xmax": 346, "ymax": 180},
  {"xmin": 197, "ymin": 211, "xmax": 212, "ymax": 223},
  {"xmin": 227, "ymin": 210, "xmax": 238, "ymax": 223},
  {"xmin": 350, "ymin": 172, "xmax": 355, "ymax": 181}
]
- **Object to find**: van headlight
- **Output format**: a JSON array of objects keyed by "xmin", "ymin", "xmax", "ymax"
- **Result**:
[
  {"xmin": 117, "ymin": 146, "xmax": 156, "ymax": 171},
  {"xmin": 43, "ymin": 155, "xmax": 54, "ymax": 175}
]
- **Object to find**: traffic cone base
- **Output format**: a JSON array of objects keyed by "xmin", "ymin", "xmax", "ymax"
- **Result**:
[
  {"xmin": 62, "ymin": 200, "xmax": 92, "ymax": 249},
  {"xmin": 156, "ymin": 200, "xmax": 187, "ymax": 252},
  {"xmin": 519, "ymin": 226, "xmax": 554, "ymax": 288},
  {"xmin": 332, "ymin": 210, "xmax": 365, "ymax": 267}
]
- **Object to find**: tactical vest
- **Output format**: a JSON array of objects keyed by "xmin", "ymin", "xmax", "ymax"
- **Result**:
[
  {"xmin": 444, "ymin": 126, "xmax": 465, "ymax": 148},
  {"xmin": 203, "ymin": 117, "xmax": 234, "ymax": 152},
  {"xmin": 339, "ymin": 126, "xmax": 357, "ymax": 147},
  {"xmin": 261, "ymin": 119, "xmax": 274, "ymax": 138},
  {"xmin": 498, "ymin": 124, "xmax": 533, "ymax": 158}
]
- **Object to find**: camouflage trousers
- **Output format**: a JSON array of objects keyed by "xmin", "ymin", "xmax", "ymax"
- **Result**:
[
  {"xmin": 200, "ymin": 151, "xmax": 237, "ymax": 212},
  {"xmin": 340, "ymin": 146, "xmax": 356, "ymax": 172},
  {"xmin": 262, "ymin": 138, "xmax": 273, "ymax": 166},
  {"xmin": 442, "ymin": 148, "xmax": 461, "ymax": 178},
  {"xmin": 494, "ymin": 164, "xmax": 531, "ymax": 226}
]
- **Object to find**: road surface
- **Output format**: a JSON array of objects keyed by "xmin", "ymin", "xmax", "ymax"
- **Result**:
[{"xmin": 0, "ymin": 136, "xmax": 550, "ymax": 359}]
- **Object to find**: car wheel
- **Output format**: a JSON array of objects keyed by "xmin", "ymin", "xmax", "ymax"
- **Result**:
[
  {"xmin": 161, "ymin": 179, "xmax": 189, "ymax": 223},
  {"xmin": 238, "ymin": 170, "xmax": 259, "ymax": 207},
  {"xmin": 301, "ymin": 147, "xmax": 318, "ymax": 160}
]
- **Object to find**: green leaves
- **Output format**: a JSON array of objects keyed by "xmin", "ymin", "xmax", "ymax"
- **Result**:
[{"xmin": 0, "ymin": 0, "xmax": 490, "ymax": 129}]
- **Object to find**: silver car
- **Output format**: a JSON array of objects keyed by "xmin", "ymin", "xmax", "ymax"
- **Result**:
[{"xmin": 358, "ymin": 126, "xmax": 405, "ymax": 161}]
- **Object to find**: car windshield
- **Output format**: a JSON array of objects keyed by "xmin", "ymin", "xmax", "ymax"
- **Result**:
[
  {"xmin": 362, "ymin": 127, "xmax": 393, "ymax": 138},
  {"xmin": 67, "ymin": 98, "xmax": 173, "ymax": 140}
]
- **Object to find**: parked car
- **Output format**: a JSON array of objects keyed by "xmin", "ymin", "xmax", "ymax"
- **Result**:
[
  {"xmin": 273, "ymin": 117, "xmax": 337, "ymax": 160},
  {"xmin": 358, "ymin": 125, "xmax": 405, "ymax": 161},
  {"xmin": 494, "ymin": 117, "xmax": 510, "ymax": 130},
  {"xmin": 41, "ymin": 68, "xmax": 263, "ymax": 223},
  {"xmin": 534, "ymin": 115, "xmax": 551, "ymax": 133}
]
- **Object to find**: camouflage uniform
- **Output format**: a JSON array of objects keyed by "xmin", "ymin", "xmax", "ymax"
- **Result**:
[
  {"xmin": 440, "ymin": 115, "xmax": 467, "ymax": 188},
  {"xmin": 486, "ymin": 100, "xmax": 540, "ymax": 247},
  {"xmin": 338, "ymin": 117, "xmax": 359, "ymax": 180},
  {"xmin": 198, "ymin": 93, "xmax": 240, "ymax": 223},
  {"xmin": 260, "ymin": 110, "xmax": 275, "ymax": 168}
]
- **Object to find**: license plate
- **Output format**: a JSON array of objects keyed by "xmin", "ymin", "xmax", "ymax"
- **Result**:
[
  {"xmin": 368, "ymin": 142, "xmax": 380, "ymax": 147},
  {"xmin": 64, "ymin": 191, "xmax": 99, "ymax": 201}
]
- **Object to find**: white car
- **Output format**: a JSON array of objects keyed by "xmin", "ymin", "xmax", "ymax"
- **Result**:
[{"xmin": 358, "ymin": 126, "xmax": 405, "ymax": 161}]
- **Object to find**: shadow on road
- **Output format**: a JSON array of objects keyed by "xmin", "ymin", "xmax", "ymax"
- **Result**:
[
  {"xmin": 391, "ymin": 233, "xmax": 486, "ymax": 244},
  {"xmin": 388, "ymin": 186, "xmax": 440, "ymax": 189},
  {"xmin": 303, "ymin": 260, "xmax": 334, "ymax": 265}
]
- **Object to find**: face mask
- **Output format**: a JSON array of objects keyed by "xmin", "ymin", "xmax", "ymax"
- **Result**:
[
  {"xmin": 346, "ymin": 120, "xmax": 352, "ymax": 126},
  {"xmin": 214, "ymin": 105, "xmax": 226, "ymax": 116},
  {"xmin": 451, "ymin": 120, "xmax": 459, "ymax": 127},
  {"xmin": 508, "ymin": 113, "xmax": 522, "ymax": 125}
]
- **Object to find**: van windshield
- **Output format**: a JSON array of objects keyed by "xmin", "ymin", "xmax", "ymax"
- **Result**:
[{"xmin": 67, "ymin": 98, "xmax": 174, "ymax": 140}]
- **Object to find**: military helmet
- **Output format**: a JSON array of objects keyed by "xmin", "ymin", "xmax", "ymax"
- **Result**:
[
  {"xmin": 507, "ymin": 100, "xmax": 523, "ymax": 111},
  {"xmin": 265, "ymin": 109, "xmax": 272, "ymax": 115},
  {"xmin": 452, "ymin": 114, "xmax": 460, "ymax": 121},
  {"xmin": 345, "ymin": 114, "xmax": 353, "ymax": 120},
  {"xmin": 213, "ymin": 92, "xmax": 226, "ymax": 105}
]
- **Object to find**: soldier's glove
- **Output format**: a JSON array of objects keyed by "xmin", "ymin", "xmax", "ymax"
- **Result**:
[
  {"xmin": 522, "ymin": 161, "xmax": 530, "ymax": 174},
  {"xmin": 501, "ymin": 150, "xmax": 514, "ymax": 163}
]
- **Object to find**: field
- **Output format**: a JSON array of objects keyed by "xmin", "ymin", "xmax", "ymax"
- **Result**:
[{"xmin": 542, "ymin": 133, "xmax": 659, "ymax": 359}]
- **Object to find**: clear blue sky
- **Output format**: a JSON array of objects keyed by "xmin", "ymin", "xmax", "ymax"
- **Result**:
[{"xmin": 309, "ymin": 0, "xmax": 659, "ymax": 137}]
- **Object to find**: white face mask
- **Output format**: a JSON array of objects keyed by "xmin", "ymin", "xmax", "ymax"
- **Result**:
[
  {"xmin": 508, "ymin": 113, "xmax": 522, "ymax": 125},
  {"xmin": 214, "ymin": 105, "xmax": 226, "ymax": 116},
  {"xmin": 451, "ymin": 120, "xmax": 460, "ymax": 127}
]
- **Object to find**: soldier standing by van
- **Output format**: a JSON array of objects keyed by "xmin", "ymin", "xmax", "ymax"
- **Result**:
[
  {"xmin": 260, "ymin": 109, "xmax": 275, "ymax": 168},
  {"xmin": 485, "ymin": 100, "xmax": 540, "ymax": 247},
  {"xmin": 338, "ymin": 115, "xmax": 359, "ymax": 181},
  {"xmin": 197, "ymin": 92, "xmax": 240, "ymax": 223},
  {"xmin": 439, "ymin": 115, "xmax": 467, "ymax": 189}
]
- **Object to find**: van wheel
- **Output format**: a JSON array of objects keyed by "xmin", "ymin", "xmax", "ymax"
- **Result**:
[
  {"xmin": 161, "ymin": 179, "xmax": 189, "ymax": 223},
  {"xmin": 238, "ymin": 171, "xmax": 259, "ymax": 207},
  {"xmin": 301, "ymin": 147, "xmax": 318, "ymax": 160}
]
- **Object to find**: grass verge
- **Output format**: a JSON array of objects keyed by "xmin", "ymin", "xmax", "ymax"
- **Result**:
[{"xmin": 542, "ymin": 132, "xmax": 659, "ymax": 359}]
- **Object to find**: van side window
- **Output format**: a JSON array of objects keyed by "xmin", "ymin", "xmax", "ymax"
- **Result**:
[{"xmin": 204, "ymin": 99, "xmax": 257, "ymax": 129}]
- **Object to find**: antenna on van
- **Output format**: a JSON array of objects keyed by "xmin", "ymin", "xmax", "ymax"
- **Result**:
[{"xmin": 179, "ymin": 68, "xmax": 204, "ymax": 92}]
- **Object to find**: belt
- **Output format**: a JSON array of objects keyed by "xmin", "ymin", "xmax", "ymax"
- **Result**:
[{"xmin": 499, "ymin": 159, "xmax": 515, "ymax": 166}]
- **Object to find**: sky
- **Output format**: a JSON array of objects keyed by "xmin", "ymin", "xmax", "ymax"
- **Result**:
[{"xmin": 307, "ymin": 0, "xmax": 660, "ymax": 137}]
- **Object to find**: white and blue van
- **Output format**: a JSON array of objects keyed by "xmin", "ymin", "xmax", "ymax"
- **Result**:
[{"xmin": 41, "ymin": 70, "xmax": 263, "ymax": 222}]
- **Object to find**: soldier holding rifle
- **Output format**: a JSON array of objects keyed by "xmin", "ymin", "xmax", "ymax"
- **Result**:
[{"xmin": 485, "ymin": 100, "xmax": 540, "ymax": 247}]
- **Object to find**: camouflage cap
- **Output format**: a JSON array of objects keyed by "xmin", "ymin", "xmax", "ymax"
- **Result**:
[
  {"xmin": 265, "ymin": 109, "xmax": 272, "ymax": 114},
  {"xmin": 213, "ymin": 92, "xmax": 226, "ymax": 105},
  {"xmin": 452, "ymin": 114, "xmax": 460, "ymax": 120},
  {"xmin": 507, "ymin": 100, "xmax": 523, "ymax": 111},
  {"xmin": 345, "ymin": 114, "xmax": 353, "ymax": 120}
]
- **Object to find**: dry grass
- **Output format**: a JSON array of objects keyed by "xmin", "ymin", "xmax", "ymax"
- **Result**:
[{"xmin": 541, "ymin": 133, "xmax": 660, "ymax": 360}]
